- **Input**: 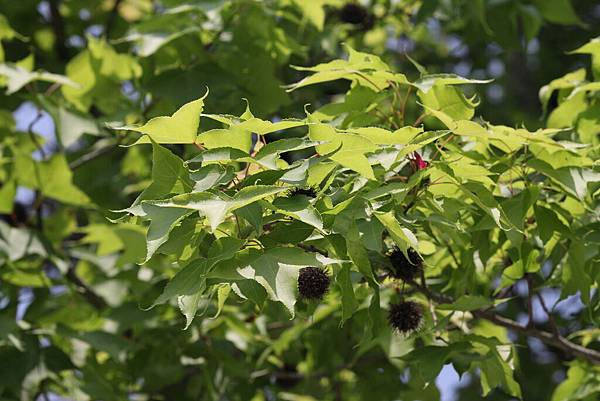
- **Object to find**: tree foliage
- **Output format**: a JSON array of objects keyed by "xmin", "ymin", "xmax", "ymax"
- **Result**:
[{"xmin": 1, "ymin": 1, "xmax": 600, "ymax": 400}]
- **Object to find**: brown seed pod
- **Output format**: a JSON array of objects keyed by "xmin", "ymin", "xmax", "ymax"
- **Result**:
[
  {"xmin": 388, "ymin": 300, "xmax": 423, "ymax": 334},
  {"xmin": 297, "ymin": 267, "xmax": 330, "ymax": 300},
  {"xmin": 388, "ymin": 247, "xmax": 423, "ymax": 282}
]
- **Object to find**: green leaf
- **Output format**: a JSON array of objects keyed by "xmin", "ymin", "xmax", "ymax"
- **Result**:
[
  {"xmin": 562, "ymin": 242, "xmax": 593, "ymax": 303},
  {"xmin": 187, "ymin": 147, "xmax": 251, "ymax": 164},
  {"xmin": 418, "ymin": 84, "xmax": 477, "ymax": 121},
  {"xmin": 202, "ymin": 110, "xmax": 305, "ymax": 136},
  {"xmin": 235, "ymin": 249, "xmax": 301, "ymax": 316},
  {"xmin": 178, "ymin": 237, "xmax": 245, "ymax": 328},
  {"xmin": 55, "ymin": 106, "xmax": 100, "ymax": 149},
  {"xmin": 402, "ymin": 345, "xmax": 469, "ymax": 384},
  {"xmin": 412, "ymin": 73, "xmax": 491, "ymax": 94},
  {"xmin": 116, "ymin": 94, "xmax": 207, "ymax": 144},
  {"xmin": 133, "ymin": 141, "xmax": 193, "ymax": 206},
  {"xmin": 0, "ymin": 14, "xmax": 18, "ymax": 42},
  {"xmin": 532, "ymin": 0, "xmax": 580, "ymax": 25},
  {"xmin": 538, "ymin": 69, "xmax": 586, "ymax": 115},
  {"xmin": 347, "ymin": 126, "xmax": 424, "ymax": 145},
  {"xmin": 290, "ymin": 0, "xmax": 327, "ymax": 30},
  {"xmin": 197, "ymin": 127, "xmax": 253, "ymax": 152},
  {"xmin": 288, "ymin": 46, "xmax": 408, "ymax": 92},
  {"xmin": 501, "ymin": 186, "xmax": 539, "ymax": 231},
  {"xmin": 438, "ymin": 295, "xmax": 492, "ymax": 311},
  {"xmin": 271, "ymin": 195, "xmax": 323, "ymax": 230},
  {"xmin": 308, "ymin": 116, "xmax": 377, "ymax": 179},
  {"xmin": 254, "ymin": 138, "xmax": 322, "ymax": 168},
  {"xmin": 122, "ymin": 27, "xmax": 200, "ymax": 57},
  {"xmin": 211, "ymin": 283, "xmax": 232, "ymax": 319},
  {"xmin": 547, "ymin": 92, "xmax": 587, "ymax": 128},
  {"xmin": 190, "ymin": 164, "xmax": 235, "ymax": 192},
  {"xmin": 336, "ymin": 264, "xmax": 357, "ymax": 323},
  {"xmin": 0, "ymin": 222, "xmax": 46, "ymax": 262},
  {"xmin": 527, "ymin": 159, "xmax": 600, "ymax": 200},
  {"xmin": 13, "ymin": 153, "xmax": 90, "ymax": 206},
  {"xmin": 373, "ymin": 211, "xmax": 418, "ymax": 253},
  {"xmin": 261, "ymin": 221, "xmax": 314, "ymax": 246},
  {"xmin": 141, "ymin": 205, "xmax": 192, "ymax": 262},
  {"xmin": 153, "ymin": 237, "xmax": 244, "ymax": 312},
  {"xmin": 143, "ymin": 185, "xmax": 287, "ymax": 231},
  {"xmin": 62, "ymin": 36, "xmax": 142, "ymax": 111},
  {"xmin": 0, "ymin": 63, "xmax": 78, "ymax": 94},
  {"xmin": 0, "ymin": 178, "xmax": 15, "ymax": 213},
  {"xmin": 473, "ymin": 337, "xmax": 521, "ymax": 398},
  {"xmin": 534, "ymin": 205, "xmax": 570, "ymax": 242},
  {"xmin": 153, "ymin": 259, "xmax": 209, "ymax": 307},
  {"xmin": 498, "ymin": 244, "xmax": 540, "ymax": 290},
  {"xmin": 577, "ymin": 103, "xmax": 600, "ymax": 145},
  {"xmin": 209, "ymin": 247, "xmax": 339, "ymax": 315},
  {"xmin": 569, "ymin": 36, "xmax": 600, "ymax": 80},
  {"xmin": 358, "ymin": 286, "xmax": 385, "ymax": 349},
  {"xmin": 345, "ymin": 222, "xmax": 377, "ymax": 284},
  {"xmin": 529, "ymin": 143, "xmax": 593, "ymax": 169},
  {"xmin": 552, "ymin": 361, "xmax": 600, "ymax": 401}
]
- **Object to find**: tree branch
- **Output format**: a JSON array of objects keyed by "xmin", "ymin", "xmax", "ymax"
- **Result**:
[
  {"xmin": 473, "ymin": 309, "xmax": 600, "ymax": 364},
  {"xmin": 408, "ymin": 279, "xmax": 600, "ymax": 364},
  {"xmin": 526, "ymin": 274, "xmax": 534, "ymax": 328},
  {"xmin": 48, "ymin": 0, "xmax": 69, "ymax": 61},
  {"xmin": 65, "ymin": 264, "xmax": 107, "ymax": 310},
  {"xmin": 69, "ymin": 143, "xmax": 115, "ymax": 169}
]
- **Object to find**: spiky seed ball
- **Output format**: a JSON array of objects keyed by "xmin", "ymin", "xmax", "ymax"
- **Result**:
[
  {"xmin": 339, "ymin": 3, "xmax": 369, "ymax": 25},
  {"xmin": 388, "ymin": 301, "xmax": 423, "ymax": 334},
  {"xmin": 287, "ymin": 186, "xmax": 318, "ymax": 198},
  {"xmin": 298, "ymin": 267, "xmax": 330, "ymax": 299},
  {"xmin": 388, "ymin": 248, "xmax": 423, "ymax": 281}
]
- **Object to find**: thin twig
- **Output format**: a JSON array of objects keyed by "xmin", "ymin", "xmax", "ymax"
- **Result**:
[
  {"xmin": 352, "ymin": 71, "xmax": 383, "ymax": 92},
  {"xmin": 413, "ymin": 113, "xmax": 427, "ymax": 127},
  {"xmin": 234, "ymin": 213, "xmax": 242, "ymax": 236},
  {"xmin": 69, "ymin": 143, "xmax": 115, "ymax": 169},
  {"xmin": 430, "ymin": 134, "xmax": 455, "ymax": 162},
  {"xmin": 445, "ymin": 243, "xmax": 460, "ymax": 268},
  {"xmin": 27, "ymin": 111, "xmax": 46, "ymax": 159},
  {"xmin": 537, "ymin": 292, "xmax": 561, "ymax": 337},
  {"xmin": 65, "ymin": 263, "xmax": 107, "ymax": 310},
  {"xmin": 526, "ymin": 274, "xmax": 534, "ymax": 328},
  {"xmin": 473, "ymin": 309, "xmax": 600, "ymax": 364}
]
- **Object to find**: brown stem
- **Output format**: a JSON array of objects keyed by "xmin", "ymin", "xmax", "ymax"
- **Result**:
[{"xmin": 413, "ymin": 113, "xmax": 427, "ymax": 127}]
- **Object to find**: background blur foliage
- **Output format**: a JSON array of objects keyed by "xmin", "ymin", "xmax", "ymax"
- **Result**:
[{"xmin": 0, "ymin": 1, "xmax": 600, "ymax": 400}]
